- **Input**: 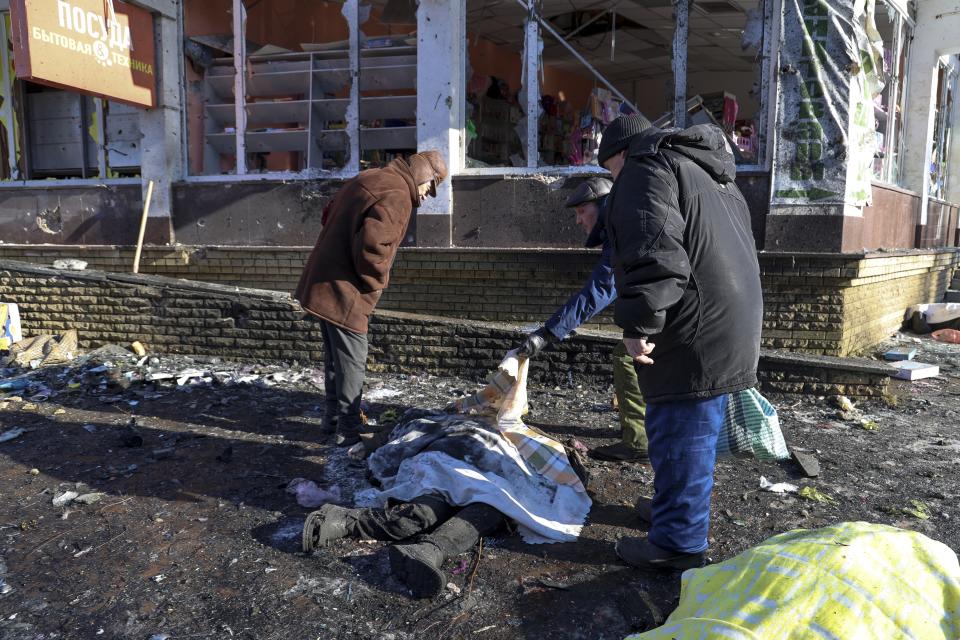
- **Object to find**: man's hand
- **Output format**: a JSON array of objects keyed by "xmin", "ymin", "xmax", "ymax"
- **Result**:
[
  {"xmin": 517, "ymin": 328, "xmax": 553, "ymax": 358},
  {"xmin": 623, "ymin": 337, "xmax": 655, "ymax": 365}
]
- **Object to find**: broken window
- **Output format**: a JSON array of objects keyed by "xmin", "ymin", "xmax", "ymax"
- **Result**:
[
  {"xmin": 463, "ymin": 0, "xmax": 526, "ymax": 168},
  {"xmin": 0, "ymin": 10, "xmax": 141, "ymax": 181},
  {"xmin": 871, "ymin": 0, "xmax": 914, "ymax": 186},
  {"xmin": 929, "ymin": 57, "xmax": 958, "ymax": 200},
  {"xmin": 679, "ymin": 0, "xmax": 770, "ymax": 166},
  {"xmin": 185, "ymin": 0, "xmax": 417, "ymax": 178},
  {"xmin": 462, "ymin": 0, "xmax": 775, "ymax": 171}
]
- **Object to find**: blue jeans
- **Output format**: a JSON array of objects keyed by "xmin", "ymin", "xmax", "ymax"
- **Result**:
[{"xmin": 646, "ymin": 394, "xmax": 728, "ymax": 554}]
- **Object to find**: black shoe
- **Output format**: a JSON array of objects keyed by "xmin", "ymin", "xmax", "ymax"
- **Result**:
[
  {"xmin": 335, "ymin": 420, "xmax": 362, "ymax": 447},
  {"xmin": 588, "ymin": 442, "xmax": 650, "ymax": 463},
  {"xmin": 388, "ymin": 541, "xmax": 446, "ymax": 599},
  {"xmin": 615, "ymin": 537, "xmax": 705, "ymax": 571},
  {"xmin": 634, "ymin": 496, "xmax": 652, "ymax": 524},
  {"xmin": 302, "ymin": 504, "xmax": 353, "ymax": 552}
]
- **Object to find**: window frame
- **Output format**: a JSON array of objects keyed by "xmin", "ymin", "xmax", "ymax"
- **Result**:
[
  {"xmin": 457, "ymin": 0, "xmax": 782, "ymax": 177},
  {"xmin": 183, "ymin": 0, "xmax": 363, "ymax": 182},
  {"xmin": 872, "ymin": 0, "xmax": 915, "ymax": 188}
]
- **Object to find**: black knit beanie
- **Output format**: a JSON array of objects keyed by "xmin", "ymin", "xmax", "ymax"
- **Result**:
[{"xmin": 597, "ymin": 114, "xmax": 653, "ymax": 166}]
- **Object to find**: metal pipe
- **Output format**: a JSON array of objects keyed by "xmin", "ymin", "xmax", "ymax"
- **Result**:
[
  {"xmin": 511, "ymin": 0, "xmax": 639, "ymax": 115},
  {"xmin": 563, "ymin": 2, "xmax": 621, "ymax": 41},
  {"xmin": 671, "ymin": 0, "xmax": 689, "ymax": 128}
]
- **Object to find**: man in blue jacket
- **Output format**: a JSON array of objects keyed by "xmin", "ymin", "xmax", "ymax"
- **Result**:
[{"xmin": 517, "ymin": 177, "xmax": 649, "ymax": 464}]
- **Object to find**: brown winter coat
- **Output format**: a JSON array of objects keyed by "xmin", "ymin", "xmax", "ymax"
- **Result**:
[{"xmin": 294, "ymin": 159, "xmax": 418, "ymax": 333}]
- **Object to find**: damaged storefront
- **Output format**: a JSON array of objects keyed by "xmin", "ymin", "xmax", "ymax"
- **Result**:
[{"xmin": 0, "ymin": 0, "xmax": 957, "ymax": 356}]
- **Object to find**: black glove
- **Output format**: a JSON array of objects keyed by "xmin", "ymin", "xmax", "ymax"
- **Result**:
[{"xmin": 517, "ymin": 327, "xmax": 553, "ymax": 358}]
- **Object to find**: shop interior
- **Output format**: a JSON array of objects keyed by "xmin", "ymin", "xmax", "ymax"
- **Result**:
[{"xmin": 464, "ymin": 0, "xmax": 766, "ymax": 167}]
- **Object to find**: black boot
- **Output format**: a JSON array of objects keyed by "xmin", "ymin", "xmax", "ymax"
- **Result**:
[
  {"xmin": 389, "ymin": 503, "xmax": 504, "ymax": 599},
  {"xmin": 388, "ymin": 541, "xmax": 446, "ymax": 598},
  {"xmin": 302, "ymin": 504, "xmax": 357, "ymax": 552},
  {"xmin": 335, "ymin": 415, "xmax": 362, "ymax": 447}
]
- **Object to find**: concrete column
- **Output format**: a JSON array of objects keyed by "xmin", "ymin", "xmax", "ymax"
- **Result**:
[
  {"xmin": 901, "ymin": 2, "xmax": 960, "ymax": 223},
  {"xmin": 415, "ymin": 0, "xmax": 464, "ymax": 247},
  {"xmin": 138, "ymin": 7, "xmax": 183, "ymax": 244}
]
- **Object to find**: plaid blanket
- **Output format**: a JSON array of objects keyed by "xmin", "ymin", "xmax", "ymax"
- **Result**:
[
  {"xmin": 499, "ymin": 423, "xmax": 586, "ymax": 493},
  {"xmin": 453, "ymin": 351, "xmax": 586, "ymax": 493}
]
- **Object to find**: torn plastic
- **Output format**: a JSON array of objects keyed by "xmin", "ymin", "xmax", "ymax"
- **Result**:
[
  {"xmin": 772, "ymin": 0, "xmax": 883, "ymax": 207},
  {"xmin": 286, "ymin": 478, "xmax": 342, "ymax": 508},
  {"xmin": 759, "ymin": 476, "xmax": 798, "ymax": 494}
]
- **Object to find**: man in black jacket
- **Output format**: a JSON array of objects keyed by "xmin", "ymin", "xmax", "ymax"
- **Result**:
[{"xmin": 597, "ymin": 115, "xmax": 763, "ymax": 570}]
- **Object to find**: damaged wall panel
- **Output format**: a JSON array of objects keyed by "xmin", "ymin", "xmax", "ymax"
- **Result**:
[
  {"xmin": 452, "ymin": 173, "xmax": 772, "ymax": 248},
  {"xmin": 171, "ymin": 181, "xmax": 339, "ymax": 246},
  {"xmin": 0, "ymin": 184, "xmax": 151, "ymax": 244}
]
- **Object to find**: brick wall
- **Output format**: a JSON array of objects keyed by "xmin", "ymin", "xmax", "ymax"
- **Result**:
[
  {"xmin": 0, "ymin": 260, "xmax": 608, "ymax": 386},
  {"xmin": 760, "ymin": 250, "xmax": 959, "ymax": 355},
  {"xmin": 0, "ymin": 245, "xmax": 616, "ymax": 332},
  {"xmin": 0, "ymin": 261, "xmax": 894, "ymax": 397},
  {"xmin": 1, "ymin": 245, "xmax": 957, "ymax": 356}
]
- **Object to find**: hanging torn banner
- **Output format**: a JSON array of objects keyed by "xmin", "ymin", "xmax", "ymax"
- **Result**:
[{"xmin": 772, "ymin": 0, "xmax": 884, "ymax": 207}]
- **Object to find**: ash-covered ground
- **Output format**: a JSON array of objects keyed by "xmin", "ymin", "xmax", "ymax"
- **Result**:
[{"xmin": 0, "ymin": 332, "xmax": 958, "ymax": 639}]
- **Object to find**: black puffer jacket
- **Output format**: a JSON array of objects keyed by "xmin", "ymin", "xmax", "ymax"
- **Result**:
[{"xmin": 606, "ymin": 124, "xmax": 762, "ymax": 403}]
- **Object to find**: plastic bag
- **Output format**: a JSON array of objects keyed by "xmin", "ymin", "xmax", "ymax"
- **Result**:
[
  {"xmin": 932, "ymin": 328, "xmax": 960, "ymax": 344},
  {"xmin": 717, "ymin": 388, "xmax": 789, "ymax": 461}
]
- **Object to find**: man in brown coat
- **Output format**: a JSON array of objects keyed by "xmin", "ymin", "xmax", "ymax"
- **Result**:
[{"xmin": 295, "ymin": 151, "xmax": 447, "ymax": 446}]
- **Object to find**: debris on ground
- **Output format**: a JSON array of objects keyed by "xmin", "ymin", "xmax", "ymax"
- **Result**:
[
  {"xmin": 798, "ymin": 486, "xmax": 836, "ymax": 504},
  {"xmin": 903, "ymin": 499, "xmax": 932, "ymax": 520},
  {"xmin": 2, "ymin": 330, "xmax": 78, "ymax": 368},
  {"xmin": 932, "ymin": 329, "xmax": 960, "ymax": 344},
  {"xmin": 759, "ymin": 476, "xmax": 798, "ymax": 494},
  {"xmin": 891, "ymin": 360, "xmax": 940, "ymax": 381},
  {"xmin": 286, "ymin": 478, "xmax": 342, "ymax": 508},
  {"xmin": 0, "ymin": 427, "xmax": 26, "ymax": 443},
  {"xmin": 790, "ymin": 449, "xmax": 820, "ymax": 477},
  {"xmin": 883, "ymin": 346, "xmax": 916, "ymax": 361},
  {"xmin": 52, "ymin": 491, "xmax": 79, "ymax": 507},
  {"xmin": 0, "ymin": 332, "xmax": 957, "ymax": 638},
  {"xmin": 51, "ymin": 259, "xmax": 88, "ymax": 271}
]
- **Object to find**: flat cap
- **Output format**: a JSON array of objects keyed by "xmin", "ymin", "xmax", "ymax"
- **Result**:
[{"xmin": 564, "ymin": 176, "xmax": 613, "ymax": 208}]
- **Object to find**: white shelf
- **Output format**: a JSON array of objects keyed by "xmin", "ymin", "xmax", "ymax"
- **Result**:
[
  {"xmin": 360, "ymin": 126, "xmax": 416, "ymax": 150},
  {"xmin": 202, "ymin": 48, "xmax": 417, "ymax": 174},
  {"xmin": 206, "ymin": 100, "xmax": 311, "ymax": 126},
  {"xmin": 359, "ymin": 95, "xmax": 416, "ymax": 120},
  {"xmin": 207, "ymin": 130, "xmax": 309, "ymax": 154}
]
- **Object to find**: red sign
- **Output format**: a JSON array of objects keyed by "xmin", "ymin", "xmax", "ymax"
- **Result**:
[{"xmin": 10, "ymin": 0, "xmax": 157, "ymax": 108}]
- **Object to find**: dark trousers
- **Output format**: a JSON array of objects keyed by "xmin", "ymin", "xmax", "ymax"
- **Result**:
[
  {"xmin": 646, "ymin": 394, "xmax": 728, "ymax": 554},
  {"xmin": 319, "ymin": 319, "xmax": 368, "ymax": 429},
  {"xmin": 350, "ymin": 496, "xmax": 504, "ymax": 555}
]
